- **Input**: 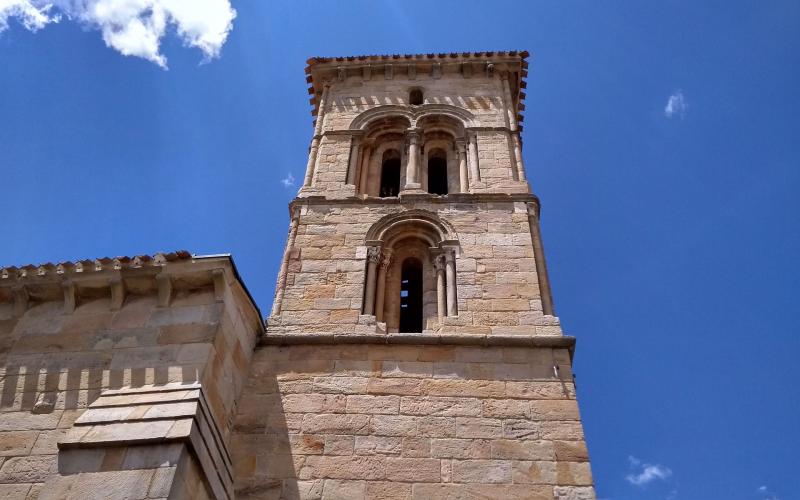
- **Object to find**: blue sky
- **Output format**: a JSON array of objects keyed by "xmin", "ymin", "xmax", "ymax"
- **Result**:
[{"xmin": 1, "ymin": 1, "xmax": 798, "ymax": 498}]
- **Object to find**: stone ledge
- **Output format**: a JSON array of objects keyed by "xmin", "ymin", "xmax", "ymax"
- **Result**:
[
  {"xmin": 57, "ymin": 383, "xmax": 233, "ymax": 500},
  {"xmin": 291, "ymin": 191, "xmax": 540, "ymax": 208},
  {"xmin": 261, "ymin": 332, "xmax": 575, "ymax": 350}
]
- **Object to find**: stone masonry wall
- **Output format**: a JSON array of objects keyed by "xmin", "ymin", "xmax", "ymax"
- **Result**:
[
  {"xmin": 274, "ymin": 198, "xmax": 561, "ymax": 336},
  {"xmin": 233, "ymin": 343, "xmax": 592, "ymax": 500},
  {"xmin": 321, "ymin": 74, "xmax": 508, "ymax": 132},
  {"xmin": 0, "ymin": 257, "xmax": 262, "ymax": 499}
]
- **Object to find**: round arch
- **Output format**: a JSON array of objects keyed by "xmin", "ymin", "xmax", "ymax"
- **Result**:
[
  {"xmin": 349, "ymin": 104, "xmax": 476, "ymax": 131},
  {"xmin": 365, "ymin": 209, "xmax": 458, "ymax": 249}
]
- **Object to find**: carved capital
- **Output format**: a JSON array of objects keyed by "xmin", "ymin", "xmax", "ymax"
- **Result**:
[
  {"xmin": 379, "ymin": 249, "xmax": 393, "ymax": 271},
  {"xmin": 367, "ymin": 246, "xmax": 382, "ymax": 264},
  {"xmin": 433, "ymin": 254, "xmax": 446, "ymax": 272}
]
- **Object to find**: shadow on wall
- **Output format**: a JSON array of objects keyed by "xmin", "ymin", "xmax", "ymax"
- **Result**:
[
  {"xmin": 231, "ymin": 350, "xmax": 299, "ymax": 499},
  {"xmin": 0, "ymin": 295, "xmax": 217, "ymax": 414}
]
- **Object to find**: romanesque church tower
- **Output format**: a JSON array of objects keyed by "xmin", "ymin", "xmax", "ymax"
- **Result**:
[
  {"xmin": 233, "ymin": 52, "xmax": 596, "ymax": 499},
  {"xmin": 0, "ymin": 52, "xmax": 593, "ymax": 499}
]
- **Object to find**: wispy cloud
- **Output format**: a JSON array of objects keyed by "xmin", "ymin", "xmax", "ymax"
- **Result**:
[
  {"xmin": 664, "ymin": 90, "xmax": 688, "ymax": 118},
  {"xmin": 280, "ymin": 173, "xmax": 296, "ymax": 189},
  {"xmin": 758, "ymin": 485, "xmax": 781, "ymax": 500},
  {"xmin": 626, "ymin": 455, "xmax": 673, "ymax": 486},
  {"xmin": 0, "ymin": 0, "xmax": 236, "ymax": 68}
]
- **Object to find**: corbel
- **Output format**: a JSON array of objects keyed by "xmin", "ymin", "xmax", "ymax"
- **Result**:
[
  {"xmin": 62, "ymin": 280, "xmax": 76, "ymax": 314},
  {"xmin": 109, "ymin": 277, "xmax": 125, "ymax": 311},
  {"xmin": 12, "ymin": 285, "xmax": 28, "ymax": 317},
  {"xmin": 211, "ymin": 269, "xmax": 226, "ymax": 303},
  {"xmin": 156, "ymin": 273, "xmax": 173, "ymax": 308}
]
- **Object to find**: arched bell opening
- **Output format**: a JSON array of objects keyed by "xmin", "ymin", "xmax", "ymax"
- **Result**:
[
  {"xmin": 362, "ymin": 211, "xmax": 461, "ymax": 333},
  {"xmin": 399, "ymin": 257, "xmax": 423, "ymax": 333},
  {"xmin": 380, "ymin": 149, "xmax": 401, "ymax": 198},
  {"xmin": 427, "ymin": 148, "xmax": 448, "ymax": 195}
]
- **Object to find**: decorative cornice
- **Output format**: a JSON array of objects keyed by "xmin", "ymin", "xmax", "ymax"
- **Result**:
[
  {"xmin": 305, "ymin": 51, "xmax": 529, "ymax": 130},
  {"xmin": 261, "ymin": 331, "xmax": 575, "ymax": 350},
  {"xmin": 0, "ymin": 252, "xmax": 263, "ymax": 325},
  {"xmin": 291, "ymin": 192, "xmax": 541, "ymax": 210}
]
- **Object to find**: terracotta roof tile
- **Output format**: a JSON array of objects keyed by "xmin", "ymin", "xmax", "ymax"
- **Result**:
[{"xmin": 1, "ymin": 250, "xmax": 192, "ymax": 280}]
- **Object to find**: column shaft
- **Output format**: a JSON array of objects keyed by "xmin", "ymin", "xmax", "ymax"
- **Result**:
[
  {"xmin": 358, "ymin": 145, "xmax": 372, "ymax": 194},
  {"xmin": 303, "ymin": 83, "xmax": 330, "ymax": 187},
  {"xmin": 501, "ymin": 74, "xmax": 527, "ymax": 183},
  {"xmin": 363, "ymin": 247, "xmax": 380, "ymax": 316},
  {"xmin": 527, "ymin": 207, "xmax": 554, "ymax": 316},
  {"xmin": 346, "ymin": 136, "xmax": 361, "ymax": 185},
  {"xmin": 456, "ymin": 140, "xmax": 469, "ymax": 193},
  {"xmin": 405, "ymin": 130, "xmax": 421, "ymax": 189},
  {"xmin": 271, "ymin": 213, "xmax": 300, "ymax": 318},
  {"xmin": 375, "ymin": 250, "xmax": 392, "ymax": 322},
  {"xmin": 467, "ymin": 132, "xmax": 480, "ymax": 182},
  {"xmin": 444, "ymin": 252, "xmax": 457, "ymax": 316},
  {"xmin": 435, "ymin": 257, "xmax": 446, "ymax": 323}
]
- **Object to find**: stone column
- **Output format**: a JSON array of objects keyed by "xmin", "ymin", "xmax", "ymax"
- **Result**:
[
  {"xmin": 501, "ymin": 73, "xmax": 527, "ymax": 183},
  {"xmin": 444, "ymin": 250, "xmax": 457, "ymax": 316},
  {"xmin": 467, "ymin": 131, "xmax": 480, "ymax": 183},
  {"xmin": 270, "ymin": 211, "xmax": 300, "ymax": 318},
  {"xmin": 456, "ymin": 139, "xmax": 469, "ymax": 193},
  {"xmin": 434, "ymin": 254, "xmax": 446, "ymax": 323},
  {"xmin": 363, "ymin": 246, "xmax": 381, "ymax": 316},
  {"xmin": 527, "ymin": 205, "xmax": 555, "ymax": 316},
  {"xmin": 404, "ymin": 129, "xmax": 421, "ymax": 190},
  {"xmin": 375, "ymin": 249, "xmax": 393, "ymax": 322},
  {"xmin": 346, "ymin": 135, "xmax": 361, "ymax": 185},
  {"xmin": 358, "ymin": 144, "xmax": 372, "ymax": 195},
  {"xmin": 303, "ymin": 82, "xmax": 330, "ymax": 188}
]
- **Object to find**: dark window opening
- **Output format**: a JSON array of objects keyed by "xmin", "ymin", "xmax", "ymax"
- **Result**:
[
  {"xmin": 428, "ymin": 150, "xmax": 448, "ymax": 195},
  {"xmin": 380, "ymin": 150, "xmax": 401, "ymax": 197},
  {"xmin": 399, "ymin": 258, "xmax": 423, "ymax": 333},
  {"xmin": 409, "ymin": 88, "xmax": 423, "ymax": 106}
]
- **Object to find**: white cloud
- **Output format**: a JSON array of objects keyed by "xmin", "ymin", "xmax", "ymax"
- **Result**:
[
  {"xmin": 0, "ymin": 1, "xmax": 59, "ymax": 32},
  {"xmin": 280, "ymin": 173, "xmax": 296, "ymax": 189},
  {"xmin": 664, "ymin": 90, "xmax": 688, "ymax": 118},
  {"xmin": 626, "ymin": 455, "xmax": 672, "ymax": 486},
  {"xmin": 0, "ymin": 0, "xmax": 236, "ymax": 68}
]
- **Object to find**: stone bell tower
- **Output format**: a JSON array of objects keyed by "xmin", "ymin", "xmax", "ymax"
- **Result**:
[{"xmin": 233, "ymin": 52, "xmax": 595, "ymax": 499}]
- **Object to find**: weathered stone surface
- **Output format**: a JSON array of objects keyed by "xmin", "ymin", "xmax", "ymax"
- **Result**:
[
  {"xmin": 0, "ymin": 455, "xmax": 56, "ymax": 483},
  {"xmin": 321, "ymin": 479, "xmax": 365, "ymax": 500},
  {"xmin": 0, "ymin": 431, "xmax": 38, "ymax": 457},
  {"xmin": 411, "ymin": 483, "xmax": 554, "ymax": 500}
]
